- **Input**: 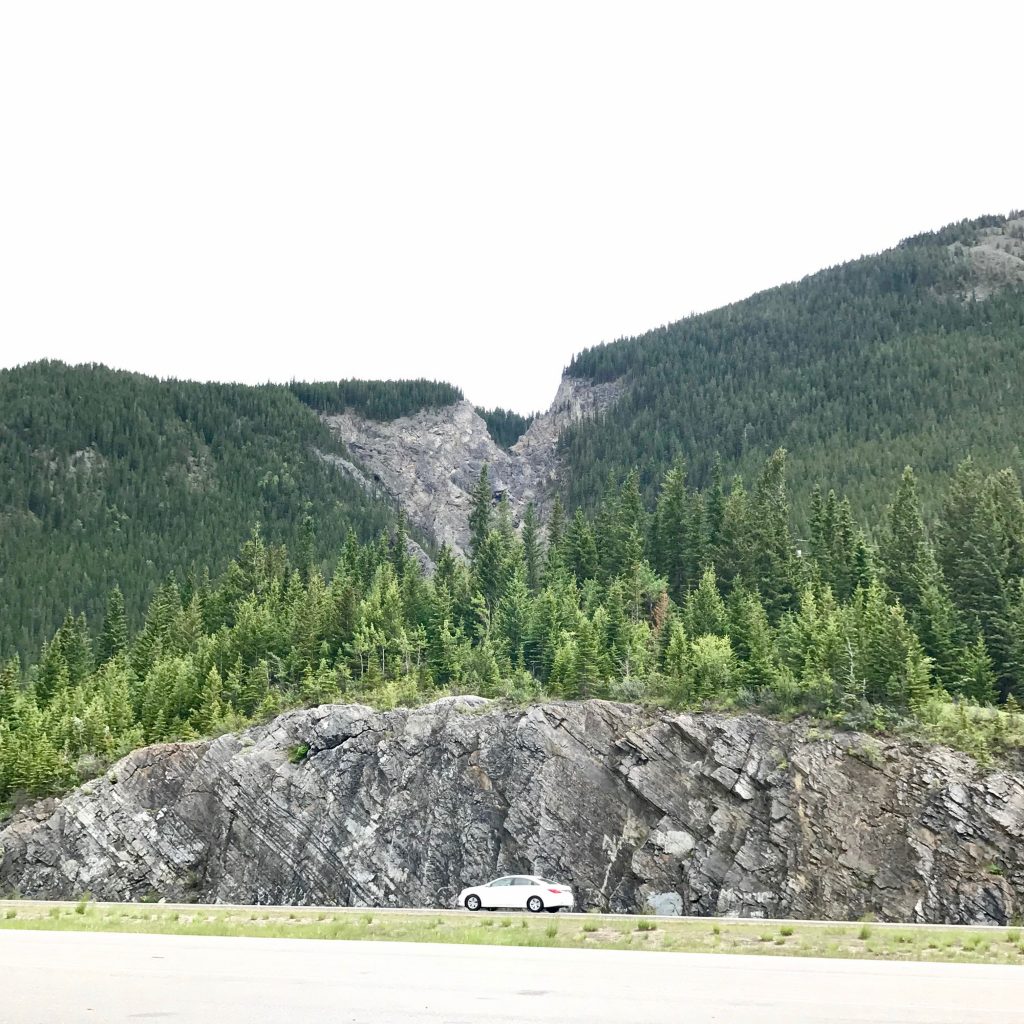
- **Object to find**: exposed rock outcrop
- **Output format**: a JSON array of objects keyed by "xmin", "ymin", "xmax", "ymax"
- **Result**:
[
  {"xmin": 322, "ymin": 376, "xmax": 623, "ymax": 556},
  {"xmin": 2, "ymin": 699, "xmax": 1021, "ymax": 923},
  {"xmin": 952, "ymin": 216, "xmax": 1024, "ymax": 299}
]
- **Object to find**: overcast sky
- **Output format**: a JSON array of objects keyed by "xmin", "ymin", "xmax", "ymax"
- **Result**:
[{"xmin": 1, "ymin": 2, "xmax": 1020, "ymax": 413}]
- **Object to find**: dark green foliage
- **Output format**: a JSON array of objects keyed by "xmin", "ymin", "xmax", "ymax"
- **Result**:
[
  {"xmin": 288, "ymin": 379, "xmax": 462, "ymax": 420},
  {"xmin": 475, "ymin": 407, "xmax": 536, "ymax": 449},
  {"xmin": 0, "ymin": 362, "xmax": 403, "ymax": 660},
  {"xmin": 5, "ymin": 451, "xmax": 1024, "ymax": 805},
  {"xmin": 468, "ymin": 465, "xmax": 493, "ymax": 559},
  {"xmin": 561, "ymin": 214, "xmax": 1024, "ymax": 522}
]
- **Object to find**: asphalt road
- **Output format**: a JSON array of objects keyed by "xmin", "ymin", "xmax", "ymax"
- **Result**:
[{"xmin": 2, "ymin": 931, "xmax": 1021, "ymax": 1024}]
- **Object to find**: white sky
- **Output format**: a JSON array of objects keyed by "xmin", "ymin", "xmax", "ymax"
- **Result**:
[{"xmin": 1, "ymin": 2, "xmax": 1021, "ymax": 414}]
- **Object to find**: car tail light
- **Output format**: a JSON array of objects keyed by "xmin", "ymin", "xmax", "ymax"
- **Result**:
[{"xmin": 548, "ymin": 888, "xmax": 562, "ymax": 894}]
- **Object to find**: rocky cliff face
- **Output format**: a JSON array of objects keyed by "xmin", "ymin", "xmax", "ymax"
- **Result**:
[
  {"xmin": 2, "ymin": 698, "xmax": 1021, "ymax": 923},
  {"xmin": 954, "ymin": 216, "xmax": 1024, "ymax": 299},
  {"xmin": 322, "ymin": 376, "xmax": 623, "ymax": 556}
]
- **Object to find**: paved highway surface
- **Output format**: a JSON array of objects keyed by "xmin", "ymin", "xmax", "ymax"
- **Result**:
[{"xmin": 2, "ymin": 930, "xmax": 1021, "ymax": 1023}]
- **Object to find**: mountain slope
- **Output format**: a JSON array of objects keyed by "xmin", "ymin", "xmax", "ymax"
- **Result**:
[
  {"xmin": 561, "ymin": 213, "xmax": 1024, "ymax": 520},
  {"xmin": 0, "ymin": 363, "xmax": 439, "ymax": 659}
]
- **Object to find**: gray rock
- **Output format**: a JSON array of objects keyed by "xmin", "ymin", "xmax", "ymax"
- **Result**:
[
  {"xmin": 322, "ymin": 375, "xmax": 624, "ymax": 557},
  {"xmin": 1, "ymin": 699, "xmax": 1021, "ymax": 923}
]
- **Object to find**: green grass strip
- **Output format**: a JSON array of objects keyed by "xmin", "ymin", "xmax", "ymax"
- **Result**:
[{"xmin": 1, "ymin": 902, "xmax": 1023, "ymax": 966}]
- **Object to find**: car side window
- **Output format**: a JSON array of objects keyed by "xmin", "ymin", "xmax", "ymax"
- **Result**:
[
  {"xmin": 513, "ymin": 877, "xmax": 534, "ymax": 886},
  {"xmin": 490, "ymin": 878, "xmax": 512, "ymax": 887}
]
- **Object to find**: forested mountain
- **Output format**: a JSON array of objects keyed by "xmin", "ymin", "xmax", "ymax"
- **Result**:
[
  {"xmin": 4, "ymin": 451, "xmax": 1024, "ymax": 809},
  {"xmin": 562, "ymin": 213, "xmax": 1024, "ymax": 520},
  {"xmin": 6, "ymin": 211, "xmax": 1024, "ymax": 810},
  {"xmin": 0, "ymin": 362, "xmax": 429, "ymax": 660}
]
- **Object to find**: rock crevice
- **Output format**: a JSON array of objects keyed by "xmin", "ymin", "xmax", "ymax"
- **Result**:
[{"xmin": 322, "ymin": 376, "xmax": 623, "ymax": 556}]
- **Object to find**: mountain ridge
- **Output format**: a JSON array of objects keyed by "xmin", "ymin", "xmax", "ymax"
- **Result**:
[{"xmin": 3, "ymin": 210, "xmax": 1023, "ymax": 658}]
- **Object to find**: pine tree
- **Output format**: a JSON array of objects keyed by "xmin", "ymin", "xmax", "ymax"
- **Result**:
[
  {"xmin": 684, "ymin": 567, "xmax": 728, "ymax": 638},
  {"xmin": 97, "ymin": 586, "xmax": 129, "ymax": 665},
  {"xmin": 881, "ymin": 468, "xmax": 934, "ymax": 614},
  {"xmin": 495, "ymin": 569, "xmax": 530, "ymax": 668},
  {"xmin": 727, "ymin": 586, "xmax": 777, "ymax": 692},
  {"xmin": 565, "ymin": 510, "xmax": 599, "ymax": 582},
  {"xmin": 713, "ymin": 477, "xmax": 753, "ymax": 588},
  {"xmin": 654, "ymin": 458, "xmax": 697, "ymax": 602},
  {"xmin": 957, "ymin": 636, "xmax": 999, "ymax": 704},
  {"xmin": 521, "ymin": 504, "xmax": 543, "ymax": 593},
  {"xmin": 468, "ymin": 465, "xmax": 493, "ymax": 559},
  {"xmin": 0, "ymin": 656, "xmax": 19, "ymax": 722},
  {"xmin": 571, "ymin": 614, "xmax": 604, "ymax": 699},
  {"xmin": 938, "ymin": 459, "xmax": 1012, "ymax": 697},
  {"xmin": 296, "ymin": 510, "xmax": 318, "ymax": 583},
  {"xmin": 750, "ymin": 449, "xmax": 797, "ymax": 618},
  {"xmin": 544, "ymin": 495, "xmax": 567, "ymax": 580}
]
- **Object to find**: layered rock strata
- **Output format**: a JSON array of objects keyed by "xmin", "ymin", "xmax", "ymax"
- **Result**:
[{"xmin": 2, "ymin": 699, "xmax": 1021, "ymax": 923}]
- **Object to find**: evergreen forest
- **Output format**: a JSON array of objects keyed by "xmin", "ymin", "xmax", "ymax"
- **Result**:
[
  {"xmin": 0, "ymin": 365, "xmax": 545, "ymax": 661},
  {"xmin": 4, "ymin": 452, "xmax": 1024, "ymax": 810},
  {"xmin": 474, "ymin": 407, "xmax": 537, "ymax": 450},
  {"xmin": 562, "ymin": 214, "xmax": 1024, "ymax": 520},
  {"xmin": 0, "ymin": 362, "xmax": 412, "ymax": 660}
]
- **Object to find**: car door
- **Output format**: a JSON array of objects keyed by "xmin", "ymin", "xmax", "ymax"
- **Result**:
[
  {"xmin": 483, "ymin": 877, "xmax": 513, "ymax": 909},
  {"xmin": 510, "ymin": 876, "xmax": 536, "ymax": 909}
]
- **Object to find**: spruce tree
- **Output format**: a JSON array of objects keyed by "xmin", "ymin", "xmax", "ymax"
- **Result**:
[
  {"xmin": 521, "ymin": 504, "xmax": 543, "ymax": 593},
  {"xmin": 565, "ymin": 510, "xmax": 599, "ymax": 582},
  {"xmin": 684, "ymin": 568, "xmax": 728, "ymax": 638},
  {"xmin": 654, "ymin": 458, "xmax": 697, "ymax": 602},
  {"xmin": 468, "ymin": 465, "xmax": 493, "ymax": 559},
  {"xmin": 97, "ymin": 586, "xmax": 129, "ymax": 665},
  {"xmin": 0, "ymin": 656, "xmax": 18, "ymax": 722},
  {"xmin": 938, "ymin": 459, "xmax": 1012, "ymax": 697},
  {"xmin": 881, "ymin": 468, "xmax": 934, "ymax": 614},
  {"xmin": 750, "ymin": 449, "xmax": 797, "ymax": 618}
]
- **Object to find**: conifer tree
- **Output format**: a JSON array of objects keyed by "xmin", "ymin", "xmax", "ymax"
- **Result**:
[
  {"xmin": 0, "ymin": 656, "xmax": 18, "ymax": 722},
  {"xmin": 544, "ymin": 495, "xmax": 566, "ymax": 580},
  {"xmin": 297, "ymin": 511, "xmax": 317, "ymax": 583},
  {"xmin": 750, "ymin": 449, "xmax": 797, "ymax": 618},
  {"xmin": 938, "ymin": 459, "xmax": 1012, "ymax": 696},
  {"xmin": 521, "ymin": 504, "xmax": 543, "ymax": 593},
  {"xmin": 97, "ymin": 586, "xmax": 129, "ymax": 665},
  {"xmin": 684, "ymin": 568, "xmax": 728, "ymax": 638},
  {"xmin": 654, "ymin": 458, "xmax": 698, "ymax": 602},
  {"xmin": 468, "ymin": 465, "xmax": 493, "ymax": 559},
  {"xmin": 565, "ymin": 510, "xmax": 599, "ymax": 582},
  {"xmin": 881, "ymin": 468, "xmax": 936, "ymax": 613}
]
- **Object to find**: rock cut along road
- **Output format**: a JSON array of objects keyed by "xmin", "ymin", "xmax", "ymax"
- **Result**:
[{"xmin": 2, "ymin": 930, "xmax": 1021, "ymax": 1024}]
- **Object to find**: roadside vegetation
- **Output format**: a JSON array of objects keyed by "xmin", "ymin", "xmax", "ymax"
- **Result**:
[{"xmin": 1, "ymin": 902, "xmax": 1023, "ymax": 966}]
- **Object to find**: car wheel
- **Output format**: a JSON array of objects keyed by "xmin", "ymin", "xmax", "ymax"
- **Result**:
[
  {"xmin": 545, "ymin": 907, "xmax": 560, "ymax": 913},
  {"xmin": 465, "ymin": 895, "xmax": 482, "ymax": 911},
  {"xmin": 527, "ymin": 896, "xmax": 544, "ymax": 913}
]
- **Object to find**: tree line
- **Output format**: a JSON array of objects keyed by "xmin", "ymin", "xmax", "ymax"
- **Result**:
[
  {"xmin": 3, "ymin": 450, "xmax": 1024, "ymax": 809},
  {"xmin": 1, "ymin": 364, "xmax": 543, "ymax": 662},
  {"xmin": 561, "ymin": 213, "xmax": 1024, "ymax": 525}
]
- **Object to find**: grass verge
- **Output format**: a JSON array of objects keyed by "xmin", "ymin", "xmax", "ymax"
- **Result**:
[{"xmin": 1, "ymin": 902, "xmax": 1023, "ymax": 965}]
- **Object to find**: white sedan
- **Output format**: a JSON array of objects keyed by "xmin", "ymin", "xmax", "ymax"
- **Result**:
[{"xmin": 458, "ymin": 875, "xmax": 575, "ymax": 913}]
